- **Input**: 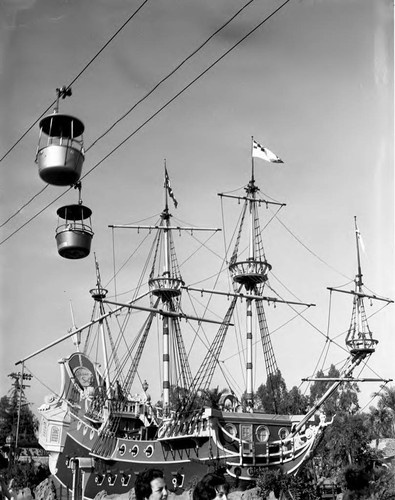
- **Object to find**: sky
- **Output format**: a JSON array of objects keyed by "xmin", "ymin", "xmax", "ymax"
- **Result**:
[{"xmin": 0, "ymin": 0, "xmax": 393, "ymax": 416}]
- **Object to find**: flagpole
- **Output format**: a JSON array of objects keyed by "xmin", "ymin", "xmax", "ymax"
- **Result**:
[
  {"xmin": 354, "ymin": 216, "xmax": 363, "ymax": 288},
  {"xmin": 251, "ymin": 136, "xmax": 255, "ymax": 182},
  {"xmin": 164, "ymin": 159, "xmax": 169, "ymax": 211}
]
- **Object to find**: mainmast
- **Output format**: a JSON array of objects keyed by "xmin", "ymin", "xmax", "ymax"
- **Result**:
[
  {"xmin": 224, "ymin": 162, "xmax": 278, "ymax": 406},
  {"xmin": 150, "ymin": 203, "xmax": 179, "ymax": 414},
  {"xmin": 109, "ymin": 167, "xmax": 220, "ymax": 416}
]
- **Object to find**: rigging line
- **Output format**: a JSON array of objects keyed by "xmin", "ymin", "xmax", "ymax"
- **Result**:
[
  {"xmin": 221, "ymin": 306, "xmax": 310, "ymax": 363},
  {"xmin": 104, "ymin": 219, "xmax": 159, "ymax": 292},
  {"xmin": 275, "ymin": 214, "xmax": 352, "ymax": 281},
  {"xmin": 179, "ymin": 232, "xmax": 222, "ymax": 267},
  {"xmin": 0, "ymin": 0, "xmax": 150, "ymax": 169},
  {"xmin": 86, "ymin": 0, "xmax": 257, "ymax": 154},
  {"xmin": 266, "ymin": 275, "xmax": 303, "ymax": 303},
  {"xmin": 221, "ymin": 362, "xmax": 244, "ymax": 396},
  {"xmin": 0, "ymin": 0, "xmax": 293, "ymax": 248},
  {"xmin": 22, "ymin": 366, "xmax": 75, "ymax": 413},
  {"xmin": 261, "ymin": 203, "xmax": 284, "ymax": 232}
]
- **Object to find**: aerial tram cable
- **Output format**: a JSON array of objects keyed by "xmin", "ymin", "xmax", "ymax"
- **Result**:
[
  {"xmin": 0, "ymin": 0, "xmax": 151, "ymax": 170},
  {"xmin": 0, "ymin": 0, "xmax": 295, "ymax": 248},
  {"xmin": 1, "ymin": 0, "xmax": 259, "ymax": 229}
]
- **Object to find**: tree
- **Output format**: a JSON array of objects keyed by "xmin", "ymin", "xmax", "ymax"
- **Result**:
[
  {"xmin": 0, "ymin": 394, "xmax": 38, "ymax": 448},
  {"xmin": 256, "ymin": 370, "xmax": 309, "ymax": 415},
  {"xmin": 255, "ymin": 466, "xmax": 318, "ymax": 500},
  {"xmin": 201, "ymin": 387, "xmax": 229, "ymax": 409},
  {"xmin": 285, "ymin": 385, "xmax": 309, "ymax": 415},
  {"xmin": 372, "ymin": 384, "xmax": 395, "ymax": 436},
  {"xmin": 320, "ymin": 413, "xmax": 371, "ymax": 470},
  {"xmin": 367, "ymin": 406, "xmax": 395, "ymax": 444},
  {"xmin": 256, "ymin": 370, "xmax": 288, "ymax": 414},
  {"xmin": 309, "ymin": 364, "xmax": 359, "ymax": 418},
  {"xmin": 373, "ymin": 384, "xmax": 395, "ymax": 413}
]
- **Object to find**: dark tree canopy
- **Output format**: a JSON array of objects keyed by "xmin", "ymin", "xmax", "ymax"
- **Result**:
[
  {"xmin": 309, "ymin": 364, "xmax": 360, "ymax": 418},
  {"xmin": 255, "ymin": 370, "xmax": 309, "ymax": 415},
  {"xmin": 0, "ymin": 394, "xmax": 38, "ymax": 447}
]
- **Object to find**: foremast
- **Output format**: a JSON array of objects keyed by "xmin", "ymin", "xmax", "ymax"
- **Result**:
[{"xmin": 294, "ymin": 217, "xmax": 393, "ymax": 435}]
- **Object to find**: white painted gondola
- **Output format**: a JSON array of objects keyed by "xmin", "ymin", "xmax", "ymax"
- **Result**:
[
  {"xmin": 36, "ymin": 113, "xmax": 85, "ymax": 186},
  {"xmin": 55, "ymin": 204, "xmax": 93, "ymax": 259}
]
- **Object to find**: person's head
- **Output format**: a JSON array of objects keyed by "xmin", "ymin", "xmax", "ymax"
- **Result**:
[
  {"xmin": 193, "ymin": 473, "xmax": 229, "ymax": 500},
  {"xmin": 134, "ymin": 469, "xmax": 168, "ymax": 500}
]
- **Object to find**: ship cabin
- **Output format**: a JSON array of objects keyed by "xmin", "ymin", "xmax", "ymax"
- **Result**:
[
  {"xmin": 110, "ymin": 398, "xmax": 158, "ymax": 441},
  {"xmin": 216, "ymin": 409, "xmax": 313, "ymax": 466}
]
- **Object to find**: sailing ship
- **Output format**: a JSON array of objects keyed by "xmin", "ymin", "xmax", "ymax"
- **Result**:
[{"xmin": 18, "ymin": 145, "xmax": 391, "ymax": 499}]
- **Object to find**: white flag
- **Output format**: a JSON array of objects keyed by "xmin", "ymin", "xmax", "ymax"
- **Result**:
[
  {"xmin": 252, "ymin": 140, "xmax": 283, "ymax": 163},
  {"xmin": 355, "ymin": 222, "xmax": 366, "ymax": 254}
]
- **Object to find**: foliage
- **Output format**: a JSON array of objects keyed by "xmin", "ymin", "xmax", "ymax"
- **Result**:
[
  {"xmin": 200, "ymin": 387, "xmax": 229, "ymax": 409},
  {"xmin": 373, "ymin": 385, "xmax": 395, "ymax": 413},
  {"xmin": 341, "ymin": 463, "xmax": 395, "ymax": 500},
  {"xmin": 309, "ymin": 364, "xmax": 359, "ymax": 418},
  {"xmin": 314, "ymin": 412, "xmax": 374, "ymax": 479},
  {"xmin": 155, "ymin": 385, "xmax": 230, "ymax": 413},
  {"xmin": 255, "ymin": 370, "xmax": 308, "ymax": 415},
  {"xmin": 255, "ymin": 467, "xmax": 319, "ymax": 500},
  {"xmin": 0, "ymin": 394, "xmax": 38, "ymax": 447},
  {"xmin": 372, "ymin": 384, "xmax": 395, "ymax": 437},
  {"xmin": 2, "ymin": 462, "xmax": 50, "ymax": 490},
  {"xmin": 367, "ymin": 406, "xmax": 395, "ymax": 443}
]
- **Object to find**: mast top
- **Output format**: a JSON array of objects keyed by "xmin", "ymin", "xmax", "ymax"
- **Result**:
[{"xmin": 354, "ymin": 216, "xmax": 363, "ymax": 288}]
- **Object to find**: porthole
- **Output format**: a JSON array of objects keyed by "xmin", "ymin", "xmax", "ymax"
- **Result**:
[
  {"xmin": 121, "ymin": 474, "xmax": 131, "ymax": 487},
  {"xmin": 255, "ymin": 425, "xmax": 270, "ymax": 443},
  {"xmin": 77, "ymin": 421, "xmax": 82, "ymax": 430},
  {"xmin": 82, "ymin": 425, "xmax": 88, "ymax": 436},
  {"xmin": 278, "ymin": 427, "xmax": 289, "ymax": 440},
  {"xmin": 144, "ymin": 445, "xmax": 154, "ymax": 458},
  {"xmin": 90, "ymin": 429, "xmax": 95, "ymax": 440},
  {"xmin": 130, "ymin": 445, "xmax": 139, "ymax": 457},
  {"xmin": 119, "ymin": 444, "xmax": 126, "ymax": 456}
]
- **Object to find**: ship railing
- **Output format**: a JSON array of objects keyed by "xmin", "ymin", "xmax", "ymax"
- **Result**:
[
  {"xmin": 157, "ymin": 411, "xmax": 210, "ymax": 440},
  {"xmin": 347, "ymin": 337, "xmax": 378, "ymax": 354},
  {"xmin": 149, "ymin": 277, "xmax": 184, "ymax": 296},
  {"xmin": 218, "ymin": 422, "xmax": 315, "ymax": 465},
  {"xmin": 229, "ymin": 260, "xmax": 271, "ymax": 280}
]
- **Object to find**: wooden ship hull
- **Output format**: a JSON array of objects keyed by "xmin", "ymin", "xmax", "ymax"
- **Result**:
[
  {"xmin": 29, "ymin": 144, "xmax": 390, "ymax": 499},
  {"xmin": 38, "ymin": 352, "xmax": 324, "ymax": 499}
]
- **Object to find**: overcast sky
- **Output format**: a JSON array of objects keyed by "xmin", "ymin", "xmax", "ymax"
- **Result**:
[{"xmin": 0, "ymin": 0, "xmax": 393, "ymax": 412}]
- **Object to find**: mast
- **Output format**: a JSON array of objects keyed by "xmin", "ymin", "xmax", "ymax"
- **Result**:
[
  {"xmin": 90, "ymin": 258, "xmax": 111, "ymax": 399},
  {"xmin": 227, "ymin": 174, "xmax": 272, "ymax": 406},
  {"xmin": 111, "ymin": 167, "xmax": 220, "ymax": 416},
  {"xmin": 295, "ymin": 218, "xmax": 393, "ymax": 434},
  {"xmin": 345, "ymin": 217, "xmax": 379, "ymax": 355},
  {"xmin": 161, "ymin": 205, "xmax": 172, "ymax": 413}
]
